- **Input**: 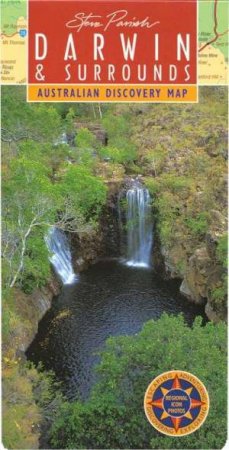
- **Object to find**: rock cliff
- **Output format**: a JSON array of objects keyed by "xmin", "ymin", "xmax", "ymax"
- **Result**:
[{"xmin": 129, "ymin": 93, "xmax": 227, "ymax": 321}]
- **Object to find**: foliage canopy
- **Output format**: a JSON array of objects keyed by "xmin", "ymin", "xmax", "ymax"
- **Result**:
[{"xmin": 51, "ymin": 314, "xmax": 227, "ymax": 450}]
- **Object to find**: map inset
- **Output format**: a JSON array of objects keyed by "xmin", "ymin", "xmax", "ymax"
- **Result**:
[
  {"xmin": 198, "ymin": 0, "xmax": 228, "ymax": 84},
  {"xmin": 0, "ymin": 0, "xmax": 228, "ymax": 85},
  {"xmin": 1, "ymin": 0, "xmax": 27, "ymax": 84}
]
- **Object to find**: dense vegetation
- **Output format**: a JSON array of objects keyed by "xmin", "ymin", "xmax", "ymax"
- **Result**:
[
  {"xmin": 2, "ymin": 89, "xmax": 109, "ymax": 448},
  {"xmin": 2, "ymin": 86, "xmax": 227, "ymax": 449},
  {"xmin": 50, "ymin": 314, "xmax": 227, "ymax": 449},
  {"xmin": 2, "ymin": 96, "xmax": 107, "ymax": 294},
  {"xmin": 133, "ymin": 91, "xmax": 227, "ymax": 314}
]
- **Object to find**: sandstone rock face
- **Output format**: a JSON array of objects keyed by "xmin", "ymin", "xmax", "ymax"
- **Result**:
[
  {"xmin": 180, "ymin": 247, "xmax": 212, "ymax": 304},
  {"xmin": 151, "ymin": 200, "xmax": 228, "ymax": 322},
  {"xmin": 159, "ymin": 236, "xmax": 226, "ymax": 322},
  {"xmin": 179, "ymin": 279, "xmax": 193, "ymax": 300},
  {"xmin": 71, "ymin": 180, "xmax": 123, "ymax": 271},
  {"xmin": 152, "ymin": 211, "xmax": 227, "ymax": 322},
  {"xmin": 30, "ymin": 277, "xmax": 60, "ymax": 321},
  {"xmin": 6, "ymin": 276, "xmax": 61, "ymax": 354},
  {"xmin": 205, "ymin": 303, "xmax": 223, "ymax": 323},
  {"xmin": 130, "ymin": 99, "xmax": 227, "ymax": 322},
  {"xmin": 71, "ymin": 229, "xmax": 103, "ymax": 272},
  {"xmin": 161, "ymin": 245, "xmax": 187, "ymax": 279},
  {"xmin": 101, "ymin": 180, "xmax": 125, "ymax": 257}
]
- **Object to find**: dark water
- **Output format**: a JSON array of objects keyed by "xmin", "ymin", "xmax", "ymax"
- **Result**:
[{"xmin": 26, "ymin": 260, "xmax": 206, "ymax": 400}]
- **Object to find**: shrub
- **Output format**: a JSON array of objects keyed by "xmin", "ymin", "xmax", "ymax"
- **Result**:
[
  {"xmin": 61, "ymin": 165, "xmax": 107, "ymax": 221},
  {"xmin": 144, "ymin": 177, "xmax": 161, "ymax": 195},
  {"xmin": 185, "ymin": 212, "xmax": 209, "ymax": 237},
  {"xmin": 160, "ymin": 174, "xmax": 192, "ymax": 194},
  {"xmin": 143, "ymin": 145, "xmax": 167, "ymax": 174},
  {"xmin": 75, "ymin": 128, "xmax": 96, "ymax": 149},
  {"xmin": 98, "ymin": 145, "xmax": 136, "ymax": 165},
  {"xmin": 216, "ymin": 233, "xmax": 228, "ymax": 268}
]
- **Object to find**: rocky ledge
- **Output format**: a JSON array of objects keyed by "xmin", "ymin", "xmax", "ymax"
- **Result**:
[
  {"xmin": 4, "ymin": 276, "xmax": 61, "ymax": 356},
  {"xmin": 155, "ymin": 211, "xmax": 227, "ymax": 322}
]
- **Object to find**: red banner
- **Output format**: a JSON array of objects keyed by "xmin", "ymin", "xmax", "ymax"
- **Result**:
[{"xmin": 28, "ymin": 0, "xmax": 197, "ymax": 85}]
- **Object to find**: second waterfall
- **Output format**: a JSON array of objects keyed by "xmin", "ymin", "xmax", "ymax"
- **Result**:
[
  {"xmin": 45, "ymin": 227, "xmax": 77, "ymax": 285},
  {"xmin": 121, "ymin": 182, "xmax": 153, "ymax": 268}
]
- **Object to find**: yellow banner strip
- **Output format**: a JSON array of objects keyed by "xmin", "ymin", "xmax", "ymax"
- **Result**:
[{"xmin": 28, "ymin": 84, "xmax": 197, "ymax": 102}]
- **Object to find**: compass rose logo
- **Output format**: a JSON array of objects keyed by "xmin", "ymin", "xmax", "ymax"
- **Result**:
[{"xmin": 144, "ymin": 370, "xmax": 209, "ymax": 436}]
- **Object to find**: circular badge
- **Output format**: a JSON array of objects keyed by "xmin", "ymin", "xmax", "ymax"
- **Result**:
[{"xmin": 144, "ymin": 370, "xmax": 209, "ymax": 436}]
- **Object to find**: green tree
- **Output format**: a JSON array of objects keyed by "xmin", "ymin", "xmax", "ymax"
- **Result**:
[
  {"xmin": 65, "ymin": 108, "xmax": 76, "ymax": 134},
  {"xmin": 51, "ymin": 314, "xmax": 227, "ymax": 449},
  {"xmin": 2, "ymin": 151, "xmax": 62, "ymax": 289},
  {"xmin": 75, "ymin": 128, "xmax": 96, "ymax": 149},
  {"xmin": 98, "ymin": 144, "xmax": 137, "ymax": 165},
  {"xmin": 19, "ymin": 140, "xmax": 71, "ymax": 176},
  {"xmin": 60, "ymin": 165, "xmax": 107, "ymax": 225},
  {"xmin": 216, "ymin": 233, "xmax": 228, "ymax": 268},
  {"xmin": 1, "ymin": 87, "xmax": 62, "ymax": 145},
  {"xmin": 101, "ymin": 112, "xmax": 137, "ymax": 166},
  {"xmin": 74, "ymin": 128, "xmax": 97, "ymax": 169}
]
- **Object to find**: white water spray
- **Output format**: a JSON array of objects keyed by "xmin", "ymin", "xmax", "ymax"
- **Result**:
[
  {"xmin": 125, "ymin": 184, "xmax": 152, "ymax": 268},
  {"xmin": 45, "ymin": 227, "xmax": 77, "ymax": 285}
]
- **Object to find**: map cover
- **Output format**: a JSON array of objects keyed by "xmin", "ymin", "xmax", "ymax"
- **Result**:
[{"xmin": 1, "ymin": 0, "xmax": 228, "ymax": 449}]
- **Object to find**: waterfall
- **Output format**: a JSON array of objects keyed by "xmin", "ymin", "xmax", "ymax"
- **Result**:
[
  {"xmin": 54, "ymin": 132, "xmax": 68, "ymax": 146},
  {"xmin": 125, "ymin": 184, "xmax": 153, "ymax": 268},
  {"xmin": 45, "ymin": 227, "xmax": 77, "ymax": 285}
]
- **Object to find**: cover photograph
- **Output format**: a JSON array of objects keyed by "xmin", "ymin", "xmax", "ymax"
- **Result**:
[{"xmin": 1, "ymin": 0, "xmax": 228, "ymax": 448}]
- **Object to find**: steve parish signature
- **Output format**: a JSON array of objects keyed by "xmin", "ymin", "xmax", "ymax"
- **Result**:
[{"xmin": 66, "ymin": 10, "xmax": 160, "ymax": 32}]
